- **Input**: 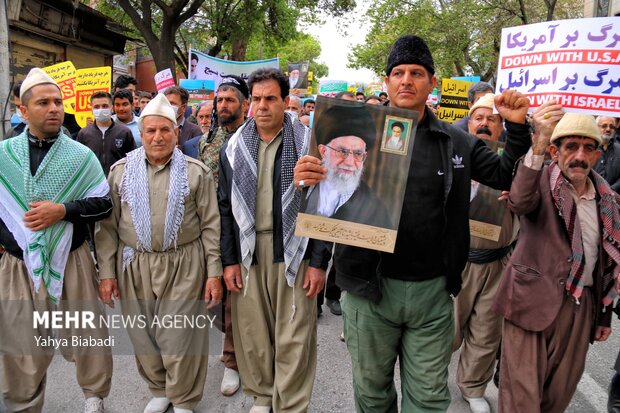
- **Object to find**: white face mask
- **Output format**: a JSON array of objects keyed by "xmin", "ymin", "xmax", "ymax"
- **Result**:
[
  {"xmin": 16, "ymin": 110, "xmax": 28, "ymax": 125},
  {"xmin": 170, "ymin": 105, "xmax": 180, "ymax": 116},
  {"xmin": 93, "ymin": 108, "xmax": 112, "ymax": 122},
  {"xmin": 285, "ymin": 110, "xmax": 298, "ymax": 120}
]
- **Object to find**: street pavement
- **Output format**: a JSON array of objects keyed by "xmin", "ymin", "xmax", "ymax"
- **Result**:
[{"xmin": 1, "ymin": 303, "xmax": 618, "ymax": 412}]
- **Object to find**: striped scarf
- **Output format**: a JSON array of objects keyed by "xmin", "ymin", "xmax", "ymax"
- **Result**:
[
  {"xmin": 0, "ymin": 131, "xmax": 108, "ymax": 302},
  {"xmin": 119, "ymin": 147, "xmax": 189, "ymax": 253},
  {"xmin": 550, "ymin": 162, "xmax": 620, "ymax": 306},
  {"xmin": 226, "ymin": 114, "xmax": 310, "ymax": 286}
]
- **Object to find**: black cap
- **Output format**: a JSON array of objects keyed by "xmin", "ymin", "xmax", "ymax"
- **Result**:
[
  {"xmin": 314, "ymin": 104, "xmax": 376, "ymax": 149},
  {"xmin": 218, "ymin": 74, "xmax": 249, "ymax": 99},
  {"xmin": 391, "ymin": 121, "xmax": 404, "ymax": 130},
  {"xmin": 385, "ymin": 35, "xmax": 435, "ymax": 76}
]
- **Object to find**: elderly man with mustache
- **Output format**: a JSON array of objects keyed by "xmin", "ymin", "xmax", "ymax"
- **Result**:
[
  {"xmin": 453, "ymin": 93, "xmax": 514, "ymax": 413},
  {"xmin": 493, "ymin": 107, "xmax": 620, "ymax": 413}
]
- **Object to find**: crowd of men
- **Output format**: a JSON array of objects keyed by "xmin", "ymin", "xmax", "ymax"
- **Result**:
[{"xmin": 1, "ymin": 32, "xmax": 620, "ymax": 413}]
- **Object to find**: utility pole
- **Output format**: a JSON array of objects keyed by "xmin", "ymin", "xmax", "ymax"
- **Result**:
[{"xmin": 0, "ymin": 0, "xmax": 12, "ymax": 136}]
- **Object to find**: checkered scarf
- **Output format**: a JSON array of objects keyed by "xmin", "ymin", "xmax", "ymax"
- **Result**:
[
  {"xmin": 226, "ymin": 114, "xmax": 310, "ymax": 286},
  {"xmin": 120, "ymin": 147, "xmax": 189, "ymax": 252},
  {"xmin": 550, "ymin": 162, "xmax": 620, "ymax": 305}
]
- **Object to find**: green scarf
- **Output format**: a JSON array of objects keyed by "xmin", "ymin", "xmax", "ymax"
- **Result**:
[{"xmin": 0, "ymin": 131, "xmax": 108, "ymax": 302}]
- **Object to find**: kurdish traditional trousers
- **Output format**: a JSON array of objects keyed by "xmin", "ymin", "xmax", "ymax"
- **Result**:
[
  {"xmin": 0, "ymin": 243, "xmax": 112, "ymax": 413},
  {"xmin": 232, "ymin": 233, "xmax": 316, "ymax": 412}
]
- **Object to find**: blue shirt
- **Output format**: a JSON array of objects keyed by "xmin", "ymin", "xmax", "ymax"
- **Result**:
[{"xmin": 113, "ymin": 114, "xmax": 141, "ymax": 147}]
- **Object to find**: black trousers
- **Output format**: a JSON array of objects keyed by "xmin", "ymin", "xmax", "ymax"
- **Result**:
[{"xmin": 317, "ymin": 266, "xmax": 341, "ymax": 306}]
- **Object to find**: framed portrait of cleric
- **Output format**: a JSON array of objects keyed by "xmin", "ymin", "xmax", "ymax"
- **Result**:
[
  {"xmin": 469, "ymin": 139, "xmax": 507, "ymax": 242},
  {"xmin": 295, "ymin": 96, "xmax": 418, "ymax": 253},
  {"xmin": 287, "ymin": 62, "xmax": 309, "ymax": 95},
  {"xmin": 380, "ymin": 116, "xmax": 412, "ymax": 155}
]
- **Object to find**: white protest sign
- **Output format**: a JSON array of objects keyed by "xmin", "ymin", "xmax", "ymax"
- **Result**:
[
  {"xmin": 188, "ymin": 49, "xmax": 279, "ymax": 91},
  {"xmin": 155, "ymin": 68, "xmax": 175, "ymax": 93},
  {"xmin": 497, "ymin": 17, "xmax": 620, "ymax": 117}
]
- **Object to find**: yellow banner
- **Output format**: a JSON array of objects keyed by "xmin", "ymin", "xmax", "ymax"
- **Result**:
[
  {"xmin": 42, "ymin": 61, "xmax": 77, "ymax": 114},
  {"xmin": 438, "ymin": 78, "xmax": 472, "ymax": 123},
  {"xmin": 74, "ymin": 67, "xmax": 111, "ymax": 128}
]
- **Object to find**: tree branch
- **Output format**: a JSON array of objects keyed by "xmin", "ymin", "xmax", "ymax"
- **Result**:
[
  {"xmin": 453, "ymin": 60, "xmax": 465, "ymax": 77},
  {"xmin": 152, "ymin": 0, "xmax": 171, "ymax": 13},
  {"xmin": 175, "ymin": 38, "xmax": 188, "ymax": 63},
  {"xmin": 179, "ymin": 0, "xmax": 206, "ymax": 23},
  {"xmin": 140, "ymin": 0, "xmax": 153, "ymax": 32},
  {"xmin": 117, "ymin": 0, "xmax": 159, "ymax": 45},
  {"xmin": 518, "ymin": 0, "xmax": 528, "ymax": 24},
  {"xmin": 545, "ymin": 0, "xmax": 557, "ymax": 21},
  {"xmin": 174, "ymin": 46, "xmax": 188, "ymax": 77}
]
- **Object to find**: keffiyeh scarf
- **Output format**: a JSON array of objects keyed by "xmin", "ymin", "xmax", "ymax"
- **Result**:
[
  {"xmin": 120, "ymin": 147, "xmax": 189, "ymax": 258},
  {"xmin": 225, "ymin": 115, "xmax": 310, "ymax": 286},
  {"xmin": 0, "ymin": 131, "xmax": 108, "ymax": 302},
  {"xmin": 550, "ymin": 162, "xmax": 620, "ymax": 306}
]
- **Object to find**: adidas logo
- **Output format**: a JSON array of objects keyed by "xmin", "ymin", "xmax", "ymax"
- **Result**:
[{"xmin": 452, "ymin": 154, "xmax": 464, "ymax": 169}]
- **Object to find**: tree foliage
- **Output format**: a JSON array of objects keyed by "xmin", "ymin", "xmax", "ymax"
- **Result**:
[
  {"xmin": 349, "ymin": 0, "xmax": 582, "ymax": 83},
  {"xmin": 245, "ymin": 33, "xmax": 329, "ymax": 79},
  {"xmin": 115, "ymin": 0, "xmax": 206, "ymax": 78},
  {"xmin": 89, "ymin": 0, "xmax": 353, "ymax": 80},
  {"xmin": 203, "ymin": 0, "xmax": 355, "ymax": 61}
]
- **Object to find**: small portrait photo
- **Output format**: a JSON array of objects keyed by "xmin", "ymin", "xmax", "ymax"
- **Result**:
[
  {"xmin": 288, "ymin": 62, "xmax": 309, "ymax": 90},
  {"xmin": 296, "ymin": 96, "xmax": 418, "ymax": 252},
  {"xmin": 189, "ymin": 52, "xmax": 199, "ymax": 80},
  {"xmin": 380, "ymin": 116, "xmax": 412, "ymax": 155}
]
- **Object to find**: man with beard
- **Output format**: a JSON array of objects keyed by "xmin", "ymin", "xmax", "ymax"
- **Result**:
[
  {"xmin": 593, "ymin": 115, "xmax": 620, "ymax": 192},
  {"xmin": 384, "ymin": 121, "xmax": 406, "ymax": 151},
  {"xmin": 305, "ymin": 104, "xmax": 392, "ymax": 319},
  {"xmin": 198, "ymin": 75, "xmax": 249, "ymax": 397},
  {"xmin": 288, "ymin": 65, "xmax": 300, "ymax": 89},
  {"xmin": 190, "ymin": 53, "xmax": 199, "ymax": 80},
  {"xmin": 305, "ymin": 104, "xmax": 391, "ymax": 229},
  {"xmin": 453, "ymin": 93, "xmax": 514, "ymax": 413},
  {"xmin": 294, "ymin": 35, "xmax": 531, "ymax": 412},
  {"xmin": 199, "ymin": 75, "xmax": 249, "ymax": 185}
]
